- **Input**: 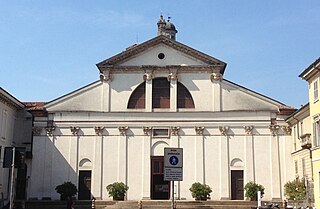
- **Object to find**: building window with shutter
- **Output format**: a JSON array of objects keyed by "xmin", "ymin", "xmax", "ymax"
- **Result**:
[
  {"xmin": 295, "ymin": 160, "xmax": 298, "ymax": 178},
  {"xmin": 302, "ymin": 158, "xmax": 306, "ymax": 177},
  {"xmin": 313, "ymin": 122, "xmax": 320, "ymax": 147},
  {"xmin": 314, "ymin": 80, "xmax": 318, "ymax": 102}
]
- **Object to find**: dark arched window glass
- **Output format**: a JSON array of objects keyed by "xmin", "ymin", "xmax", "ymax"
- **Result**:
[
  {"xmin": 152, "ymin": 78, "xmax": 170, "ymax": 108},
  {"xmin": 177, "ymin": 82, "xmax": 195, "ymax": 108},
  {"xmin": 127, "ymin": 81, "xmax": 146, "ymax": 109},
  {"xmin": 127, "ymin": 78, "xmax": 195, "ymax": 109}
]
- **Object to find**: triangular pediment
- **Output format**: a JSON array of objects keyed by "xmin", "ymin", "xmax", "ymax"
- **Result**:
[{"xmin": 97, "ymin": 35, "xmax": 227, "ymax": 74}]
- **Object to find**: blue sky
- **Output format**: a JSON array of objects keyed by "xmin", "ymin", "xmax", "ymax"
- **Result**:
[{"xmin": 1, "ymin": 1, "xmax": 319, "ymax": 108}]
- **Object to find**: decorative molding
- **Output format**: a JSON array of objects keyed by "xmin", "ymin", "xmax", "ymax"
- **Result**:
[
  {"xmin": 167, "ymin": 71, "xmax": 178, "ymax": 81},
  {"xmin": 94, "ymin": 126, "xmax": 104, "ymax": 136},
  {"xmin": 143, "ymin": 72, "xmax": 154, "ymax": 81},
  {"xmin": 45, "ymin": 126, "xmax": 55, "ymax": 137},
  {"xmin": 269, "ymin": 125, "xmax": 280, "ymax": 136},
  {"xmin": 70, "ymin": 126, "xmax": 80, "ymax": 136},
  {"xmin": 171, "ymin": 126, "xmax": 180, "ymax": 136},
  {"xmin": 281, "ymin": 126, "xmax": 292, "ymax": 135},
  {"xmin": 243, "ymin": 126, "xmax": 254, "ymax": 135},
  {"xmin": 99, "ymin": 69, "xmax": 112, "ymax": 82},
  {"xmin": 195, "ymin": 126, "xmax": 205, "ymax": 135},
  {"xmin": 32, "ymin": 127, "xmax": 43, "ymax": 136},
  {"xmin": 118, "ymin": 126, "xmax": 129, "ymax": 135},
  {"xmin": 210, "ymin": 72, "xmax": 223, "ymax": 81},
  {"xmin": 219, "ymin": 126, "xmax": 229, "ymax": 136},
  {"xmin": 143, "ymin": 126, "xmax": 152, "ymax": 135}
]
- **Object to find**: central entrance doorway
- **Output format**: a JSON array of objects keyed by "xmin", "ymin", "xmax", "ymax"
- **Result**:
[
  {"xmin": 151, "ymin": 156, "xmax": 170, "ymax": 199},
  {"xmin": 78, "ymin": 170, "xmax": 92, "ymax": 200},
  {"xmin": 231, "ymin": 170, "xmax": 244, "ymax": 200}
]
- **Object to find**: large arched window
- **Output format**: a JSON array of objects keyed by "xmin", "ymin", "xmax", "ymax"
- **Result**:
[
  {"xmin": 127, "ymin": 77, "xmax": 195, "ymax": 109},
  {"xmin": 177, "ymin": 82, "xmax": 195, "ymax": 108},
  {"xmin": 152, "ymin": 78, "xmax": 170, "ymax": 108},
  {"xmin": 127, "ymin": 81, "xmax": 146, "ymax": 109}
]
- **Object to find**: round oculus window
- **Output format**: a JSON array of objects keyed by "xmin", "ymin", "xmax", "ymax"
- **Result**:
[{"xmin": 158, "ymin": 53, "xmax": 165, "ymax": 60}]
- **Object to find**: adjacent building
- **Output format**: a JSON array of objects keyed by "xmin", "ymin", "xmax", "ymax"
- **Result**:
[
  {"xmin": 0, "ymin": 88, "xmax": 32, "ymax": 206},
  {"xmin": 27, "ymin": 16, "xmax": 297, "ymax": 201},
  {"xmin": 299, "ymin": 58, "xmax": 320, "ymax": 209}
]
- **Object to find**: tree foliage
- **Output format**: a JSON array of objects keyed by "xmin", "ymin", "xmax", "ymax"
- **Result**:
[
  {"xmin": 284, "ymin": 179, "xmax": 306, "ymax": 200},
  {"xmin": 244, "ymin": 181, "xmax": 265, "ymax": 201}
]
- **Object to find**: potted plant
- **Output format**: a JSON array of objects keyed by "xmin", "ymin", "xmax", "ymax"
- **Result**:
[
  {"xmin": 106, "ymin": 182, "xmax": 129, "ymax": 201},
  {"xmin": 189, "ymin": 182, "xmax": 212, "ymax": 201},
  {"xmin": 244, "ymin": 181, "xmax": 265, "ymax": 201},
  {"xmin": 55, "ymin": 181, "xmax": 78, "ymax": 200}
]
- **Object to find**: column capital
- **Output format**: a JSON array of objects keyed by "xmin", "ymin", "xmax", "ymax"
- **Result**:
[
  {"xmin": 281, "ymin": 125, "xmax": 292, "ymax": 135},
  {"xmin": 210, "ymin": 72, "xmax": 223, "ymax": 81},
  {"xmin": 32, "ymin": 126, "xmax": 43, "ymax": 136},
  {"xmin": 171, "ymin": 126, "xmax": 180, "ymax": 136},
  {"xmin": 195, "ymin": 126, "xmax": 205, "ymax": 135},
  {"xmin": 143, "ymin": 71, "xmax": 154, "ymax": 81},
  {"xmin": 118, "ymin": 126, "xmax": 129, "ymax": 135},
  {"xmin": 243, "ymin": 126, "xmax": 254, "ymax": 135},
  {"xmin": 219, "ymin": 126, "xmax": 229, "ymax": 136},
  {"xmin": 94, "ymin": 126, "xmax": 104, "ymax": 136},
  {"xmin": 45, "ymin": 126, "xmax": 55, "ymax": 137},
  {"xmin": 143, "ymin": 126, "xmax": 152, "ymax": 135},
  {"xmin": 269, "ymin": 125, "xmax": 280, "ymax": 136},
  {"xmin": 70, "ymin": 126, "xmax": 80, "ymax": 136},
  {"xmin": 167, "ymin": 71, "xmax": 178, "ymax": 81},
  {"xmin": 99, "ymin": 69, "xmax": 112, "ymax": 82}
]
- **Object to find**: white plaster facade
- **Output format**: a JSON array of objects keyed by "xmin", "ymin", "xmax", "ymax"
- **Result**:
[
  {"xmin": 28, "ymin": 21, "xmax": 296, "ymax": 201},
  {"xmin": 0, "ymin": 88, "xmax": 32, "ymax": 206}
]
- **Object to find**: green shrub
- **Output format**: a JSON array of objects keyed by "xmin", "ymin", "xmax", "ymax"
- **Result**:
[
  {"xmin": 106, "ymin": 182, "xmax": 129, "ymax": 200},
  {"xmin": 55, "ymin": 181, "xmax": 78, "ymax": 200},
  {"xmin": 244, "ymin": 181, "xmax": 265, "ymax": 201},
  {"xmin": 189, "ymin": 182, "xmax": 212, "ymax": 200},
  {"xmin": 284, "ymin": 179, "xmax": 306, "ymax": 200}
]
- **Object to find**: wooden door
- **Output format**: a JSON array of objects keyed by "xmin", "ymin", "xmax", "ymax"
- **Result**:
[
  {"xmin": 78, "ymin": 170, "xmax": 92, "ymax": 200},
  {"xmin": 231, "ymin": 170, "xmax": 244, "ymax": 200},
  {"xmin": 151, "ymin": 156, "xmax": 170, "ymax": 200}
]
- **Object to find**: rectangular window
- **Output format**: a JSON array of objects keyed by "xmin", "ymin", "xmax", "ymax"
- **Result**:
[
  {"xmin": 314, "ymin": 80, "xmax": 318, "ymax": 102},
  {"xmin": 152, "ymin": 128, "xmax": 170, "ymax": 138},
  {"xmin": 293, "ymin": 126, "xmax": 297, "ymax": 151},
  {"xmin": 294, "ymin": 160, "xmax": 298, "ymax": 177},
  {"xmin": 302, "ymin": 158, "xmax": 306, "ymax": 177},
  {"xmin": 1, "ymin": 110, "xmax": 7, "ymax": 140},
  {"xmin": 314, "ymin": 122, "xmax": 320, "ymax": 147}
]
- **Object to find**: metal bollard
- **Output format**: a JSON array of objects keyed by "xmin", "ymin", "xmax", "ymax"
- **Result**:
[
  {"xmin": 91, "ymin": 198, "xmax": 95, "ymax": 209},
  {"xmin": 283, "ymin": 200, "xmax": 287, "ymax": 209},
  {"xmin": 138, "ymin": 200, "xmax": 142, "ymax": 209}
]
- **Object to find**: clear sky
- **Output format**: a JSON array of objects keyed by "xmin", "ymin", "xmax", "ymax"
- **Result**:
[{"xmin": 1, "ymin": 1, "xmax": 319, "ymax": 108}]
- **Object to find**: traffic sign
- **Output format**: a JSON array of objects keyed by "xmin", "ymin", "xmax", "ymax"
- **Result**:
[{"xmin": 164, "ymin": 148, "xmax": 183, "ymax": 181}]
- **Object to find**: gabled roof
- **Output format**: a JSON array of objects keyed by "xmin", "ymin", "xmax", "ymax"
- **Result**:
[
  {"xmin": 299, "ymin": 57, "xmax": 320, "ymax": 80},
  {"xmin": 0, "ymin": 87, "xmax": 25, "ymax": 109},
  {"xmin": 96, "ymin": 35, "xmax": 227, "ymax": 74}
]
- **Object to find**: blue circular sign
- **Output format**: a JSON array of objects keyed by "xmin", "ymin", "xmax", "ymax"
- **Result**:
[{"xmin": 169, "ymin": 156, "xmax": 179, "ymax": 165}]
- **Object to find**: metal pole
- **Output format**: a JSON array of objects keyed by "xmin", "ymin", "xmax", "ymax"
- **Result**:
[
  {"xmin": 171, "ymin": 181, "xmax": 174, "ymax": 209},
  {"xmin": 9, "ymin": 147, "xmax": 16, "ymax": 209}
]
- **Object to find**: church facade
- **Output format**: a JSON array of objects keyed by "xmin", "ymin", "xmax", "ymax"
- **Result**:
[{"xmin": 28, "ymin": 16, "xmax": 296, "ymax": 201}]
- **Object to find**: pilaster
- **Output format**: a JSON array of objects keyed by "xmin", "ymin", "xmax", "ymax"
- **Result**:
[
  {"xmin": 142, "ymin": 127, "xmax": 151, "ymax": 199},
  {"xmin": 244, "ymin": 126, "xmax": 255, "ymax": 183},
  {"xmin": 269, "ymin": 125, "xmax": 282, "ymax": 200},
  {"xmin": 117, "ymin": 126, "xmax": 128, "ymax": 197},
  {"xmin": 145, "ymin": 75, "xmax": 152, "ymax": 112},
  {"xmin": 100, "ymin": 68, "xmax": 112, "ymax": 112},
  {"xmin": 168, "ymin": 70, "xmax": 178, "ymax": 112},
  {"xmin": 219, "ymin": 126, "xmax": 230, "ymax": 200},
  {"xmin": 211, "ymin": 71, "xmax": 222, "ymax": 112},
  {"xmin": 93, "ymin": 126, "xmax": 104, "ymax": 199},
  {"xmin": 194, "ymin": 127, "xmax": 205, "ymax": 183}
]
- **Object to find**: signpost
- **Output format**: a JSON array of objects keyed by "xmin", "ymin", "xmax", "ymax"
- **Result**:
[{"xmin": 164, "ymin": 148, "xmax": 183, "ymax": 209}]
